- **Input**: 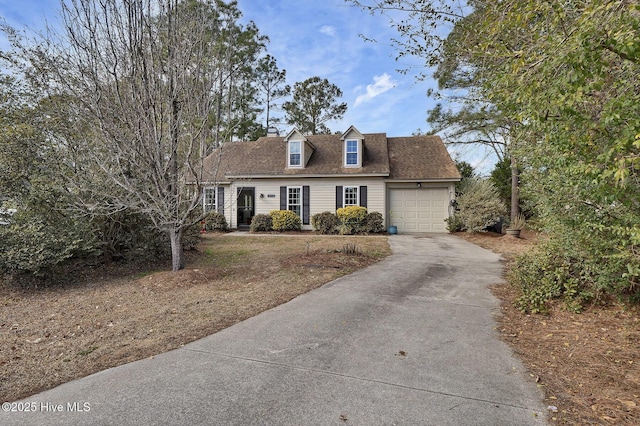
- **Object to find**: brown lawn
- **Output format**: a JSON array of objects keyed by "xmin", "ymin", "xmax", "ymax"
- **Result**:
[{"xmin": 1, "ymin": 233, "xmax": 390, "ymax": 402}]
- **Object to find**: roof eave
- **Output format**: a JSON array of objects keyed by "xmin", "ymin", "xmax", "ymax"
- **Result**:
[
  {"xmin": 225, "ymin": 173, "xmax": 390, "ymax": 179},
  {"xmin": 385, "ymin": 177, "xmax": 461, "ymax": 183}
]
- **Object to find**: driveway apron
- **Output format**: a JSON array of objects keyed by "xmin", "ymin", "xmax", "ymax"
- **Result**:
[{"xmin": 2, "ymin": 234, "xmax": 546, "ymax": 425}]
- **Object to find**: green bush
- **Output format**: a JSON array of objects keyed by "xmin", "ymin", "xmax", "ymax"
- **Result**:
[
  {"xmin": 269, "ymin": 210, "xmax": 301, "ymax": 231},
  {"xmin": 509, "ymin": 237, "xmax": 595, "ymax": 314},
  {"xmin": 180, "ymin": 223, "xmax": 202, "ymax": 251},
  {"xmin": 365, "ymin": 212, "xmax": 385, "ymax": 233},
  {"xmin": 455, "ymin": 178, "xmax": 506, "ymax": 233},
  {"xmin": 336, "ymin": 205, "xmax": 368, "ymax": 235},
  {"xmin": 509, "ymin": 220, "xmax": 640, "ymax": 313},
  {"xmin": 250, "ymin": 214, "xmax": 272, "ymax": 232},
  {"xmin": 311, "ymin": 211, "xmax": 338, "ymax": 234},
  {"xmin": 0, "ymin": 203, "xmax": 203, "ymax": 275},
  {"xmin": 203, "ymin": 211, "xmax": 228, "ymax": 232},
  {"xmin": 93, "ymin": 211, "xmax": 175, "ymax": 261},
  {"xmin": 444, "ymin": 214, "xmax": 464, "ymax": 233},
  {"xmin": 0, "ymin": 210, "xmax": 95, "ymax": 275}
]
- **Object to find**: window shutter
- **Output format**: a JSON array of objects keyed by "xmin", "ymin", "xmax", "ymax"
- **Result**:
[
  {"xmin": 303, "ymin": 186, "xmax": 310, "ymax": 225},
  {"xmin": 280, "ymin": 186, "xmax": 287, "ymax": 210},
  {"xmin": 359, "ymin": 186, "xmax": 367, "ymax": 208},
  {"xmin": 336, "ymin": 186, "xmax": 343, "ymax": 210},
  {"xmin": 217, "ymin": 187, "xmax": 224, "ymax": 214}
]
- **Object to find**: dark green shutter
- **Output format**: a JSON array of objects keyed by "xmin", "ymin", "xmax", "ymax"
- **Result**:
[
  {"xmin": 336, "ymin": 186, "xmax": 343, "ymax": 210},
  {"xmin": 359, "ymin": 186, "xmax": 367, "ymax": 208},
  {"xmin": 217, "ymin": 187, "xmax": 224, "ymax": 214},
  {"xmin": 303, "ymin": 186, "xmax": 310, "ymax": 225},
  {"xmin": 280, "ymin": 186, "xmax": 287, "ymax": 210}
]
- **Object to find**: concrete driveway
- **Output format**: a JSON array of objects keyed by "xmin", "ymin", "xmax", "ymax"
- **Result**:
[{"xmin": 2, "ymin": 234, "xmax": 546, "ymax": 425}]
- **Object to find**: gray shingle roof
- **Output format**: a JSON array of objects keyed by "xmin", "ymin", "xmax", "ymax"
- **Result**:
[
  {"xmin": 387, "ymin": 136, "xmax": 461, "ymax": 180},
  {"xmin": 199, "ymin": 133, "xmax": 460, "ymax": 182}
]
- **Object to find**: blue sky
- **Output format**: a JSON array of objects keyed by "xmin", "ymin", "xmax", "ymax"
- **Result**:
[
  {"xmin": 0, "ymin": 0, "xmax": 495, "ymax": 172},
  {"xmin": 235, "ymin": 0, "xmax": 435, "ymax": 137}
]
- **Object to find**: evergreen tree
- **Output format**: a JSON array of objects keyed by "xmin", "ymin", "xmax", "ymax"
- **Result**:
[{"xmin": 283, "ymin": 76, "xmax": 347, "ymax": 135}]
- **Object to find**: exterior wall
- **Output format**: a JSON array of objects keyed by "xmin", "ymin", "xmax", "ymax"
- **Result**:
[
  {"xmin": 228, "ymin": 177, "xmax": 386, "ymax": 229},
  {"xmin": 213, "ymin": 179, "xmax": 456, "ymax": 231}
]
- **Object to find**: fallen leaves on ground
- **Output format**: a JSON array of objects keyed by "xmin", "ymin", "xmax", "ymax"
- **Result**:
[{"xmin": 457, "ymin": 230, "xmax": 640, "ymax": 425}]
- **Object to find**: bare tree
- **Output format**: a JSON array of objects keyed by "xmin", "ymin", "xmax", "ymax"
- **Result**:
[{"xmin": 7, "ymin": 0, "xmax": 252, "ymax": 271}]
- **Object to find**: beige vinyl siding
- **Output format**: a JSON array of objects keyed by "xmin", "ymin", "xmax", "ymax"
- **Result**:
[{"xmin": 230, "ymin": 178, "xmax": 385, "ymax": 229}]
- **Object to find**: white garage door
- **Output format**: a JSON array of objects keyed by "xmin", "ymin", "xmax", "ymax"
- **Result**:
[{"xmin": 389, "ymin": 188, "xmax": 449, "ymax": 233}]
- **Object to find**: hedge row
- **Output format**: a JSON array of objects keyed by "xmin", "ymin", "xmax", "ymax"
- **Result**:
[
  {"xmin": 249, "ymin": 208, "xmax": 386, "ymax": 235},
  {"xmin": 315, "ymin": 207, "xmax": 384, "ymax": 235},
  {"xmin": 250, "ymin": 210, "xmax": 301, "ymax": 233}
]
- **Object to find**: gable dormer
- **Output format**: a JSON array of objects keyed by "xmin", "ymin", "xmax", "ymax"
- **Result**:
[
  {"xmin": 340, "ymin": 125, "xmax": 364, "ymax": 168},
  {"xmin": 284, "ymin": 128, "xmax": 315, "ymax": 169}
]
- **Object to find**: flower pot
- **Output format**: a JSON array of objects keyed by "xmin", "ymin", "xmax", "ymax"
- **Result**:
[
  {"xmin": 387, "ymin": 225, "xmax": 398, "ymax": 235},
  {"xmin": 505, "ymin": 228, "xmax": 521, "ymax": 238}
]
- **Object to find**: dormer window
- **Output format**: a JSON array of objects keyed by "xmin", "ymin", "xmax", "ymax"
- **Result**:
[
  {"xmin": 289, "ymin": 141, "xmax": 301, "ymax": 167},
  {"xmin": 345, "ymin": 140, "xmax": 359, "ymax": 166},
  {"xmin": 285, "ymin": 128, "xmax": 314, "ymax": 169},
  {"xmin": 341, "ymin": 125, "xmax": 364, "ymax": 168}
]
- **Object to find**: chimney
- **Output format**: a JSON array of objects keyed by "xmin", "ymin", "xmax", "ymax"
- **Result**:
[{"xmin": 266, "ymin": 127, "xmax": 280, "ymax": 137}]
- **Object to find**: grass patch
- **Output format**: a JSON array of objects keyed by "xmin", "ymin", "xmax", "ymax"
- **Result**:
[{"xmin": 77, "ymin": 347, "xmax": 98, "ymax": 357}]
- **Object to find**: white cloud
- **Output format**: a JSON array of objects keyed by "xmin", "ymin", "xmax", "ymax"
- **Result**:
[
  {"xmin": 320, "ymin": 25, "xmax": 336, "ymax": 37},
  {"xmin": 354, "ymin": 73, "xmax": 397, "ymax": 106}
]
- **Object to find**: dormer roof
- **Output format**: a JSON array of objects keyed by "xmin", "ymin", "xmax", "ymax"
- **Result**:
[
  {"xmin": 284, "ymin": 128, "xmax": 307, "ymax": 142},
  {"xmin": 340, "ymin": 125, "xmax": 364, "ymax": 141}
]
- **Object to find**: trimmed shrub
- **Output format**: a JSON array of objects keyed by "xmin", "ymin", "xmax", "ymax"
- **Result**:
[
  {"xmin": 365, "ymin": 212, "xmax": 385, "ymax": 233},
  {"xmin": 311, "ymin": 211, "xmax": 339, "ymax": 234},
  {"xmin": 250, "ymin": 214, "xmax": 272, "ymax": 232},
  {"xmin": 269, "ymin": 210, "xmax": 301, "ymax": 231},
  {"xmin": 336, "ymin": 205, "xmax": 368, "ymax": 234},
  {"xmin": 203, "ymin": 211, "xmax": 228, "ymax": 232}
]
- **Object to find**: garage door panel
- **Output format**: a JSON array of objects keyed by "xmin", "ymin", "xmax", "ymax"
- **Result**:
[
  {"xmin": 390, "ymin": 188, "xmax": 449, "ymax": 233},
  {"xmin": 390, "ymin": 199, "xmax": 404, "ymax": 210}
]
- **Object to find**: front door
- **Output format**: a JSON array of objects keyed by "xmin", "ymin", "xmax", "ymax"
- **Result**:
[{"xmin": 237, "ymin": 187, "xmax": 255, "ymax": 227}]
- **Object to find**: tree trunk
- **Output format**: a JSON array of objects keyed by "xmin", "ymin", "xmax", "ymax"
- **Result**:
[
  {"xmin": 169, "ymin": 228, "xmax": 184, "ymax": 272},
  {"xmin": 511, "ymin": 155, "xmax": 520, "ymax": 220}
]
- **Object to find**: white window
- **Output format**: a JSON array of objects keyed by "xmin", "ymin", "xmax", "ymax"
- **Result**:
[
  {"xmin": 345, "ymin": 140, "xmax": 359, "ymax": 166},
  {"xmin": 203, "ymin": 187, "xmax": 216, "ymax": 212},
  {"xmin": 344, "ymin": 186, "xmax": 358, "ymax": 206},
  {"xmin": 288, "ymin": 187, "xmax": 302, "ymax": 217},
  {"xmin": 289, "ymin": 141, "xmax": 301, "ymax": 167}
]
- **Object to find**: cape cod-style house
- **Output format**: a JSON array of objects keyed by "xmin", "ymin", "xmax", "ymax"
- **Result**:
[{"xmin": 199, "ymin": 126, "xmax": 461, "ymax": 233}]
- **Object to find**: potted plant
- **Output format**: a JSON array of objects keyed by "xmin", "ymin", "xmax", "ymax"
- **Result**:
[{"xmin": 505, "ymin": 213, "xmax": 526, "ymax": 237}]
